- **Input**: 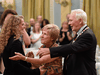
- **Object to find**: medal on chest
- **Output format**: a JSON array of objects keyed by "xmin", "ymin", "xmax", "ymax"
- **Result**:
[{"xmin": 72, "ymin": 27, "xmax": 89, "ymax": 43}]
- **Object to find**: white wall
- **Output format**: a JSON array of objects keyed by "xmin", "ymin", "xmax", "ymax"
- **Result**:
[
  {"xmin": 15, "ymin": 0, "xmax": 22, "ymax": 15},
  {"xmin": 54, "ymin": 1, "xmax": 61, "ymax": 28},
  {"xmin": 71, "ymin": 0, "xmax": 80, "ymax": 10}
]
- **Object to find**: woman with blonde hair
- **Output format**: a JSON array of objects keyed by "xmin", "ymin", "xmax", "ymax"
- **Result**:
[
  {"xmin": 0, "ymin": 15, "xmax": 40, "ymax": 75},
  {"xmin": 10, "ymin": 24, "xmax": 62, "ymax": 75},
  {"xmin": 30, "ymin": 22, "xmax": 42, "ymax": 49}
]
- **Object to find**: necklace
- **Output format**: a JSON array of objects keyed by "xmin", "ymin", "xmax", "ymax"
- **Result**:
[
  {"xmin": 72, "ymin": 27, "xmax": 89, "ymax": 43},
  {"xmin": 43, "ymin": 42, "xmax": 56, "ymax": 48}
]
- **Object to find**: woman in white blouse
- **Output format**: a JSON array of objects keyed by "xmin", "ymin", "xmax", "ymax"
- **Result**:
[{"xmin": 30, "ymin": 22, "xmax": 42, "ymax": 49}]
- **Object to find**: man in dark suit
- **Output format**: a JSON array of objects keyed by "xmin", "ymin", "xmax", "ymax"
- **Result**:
[
  {"xmin": 27, "ymin": 18, "xmax": 35, "ymax": 48},
  {"xmin": 27, "ymin": 18, "xmax": 35, "ymax": 36},
  {"xmin": 37, "ymin": 9, "xmax": 97, "ymax": 75}
]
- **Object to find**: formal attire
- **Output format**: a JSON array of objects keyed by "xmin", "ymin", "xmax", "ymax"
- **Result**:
[
  {"xmin": 30, "ymin": 31, "xmax": 42, "ymax": 49},
  {"xmin": 2, "ymin": 35, "xmax": 40, "ymax": 75},
  {"xmin": 59, "ymin": 29, "xmax": 71, "ymax": 74},
  {"xmin": 50, "ymin": 25, "xmax": 97, "ymax": 75},
  {"xmin": 27, "ymin": 26, "xmax": 33, "ymax": 36},
  {"xmin": 59, "ymin": 30, "xmax": 71, "ymax": 45},
  {"xmin": 41, "ymin": 43, "xmax": 62, "ymax": 75},
  {"xmin": 26, "ymin": 26, "xmax": 33, "ymax": 48}
]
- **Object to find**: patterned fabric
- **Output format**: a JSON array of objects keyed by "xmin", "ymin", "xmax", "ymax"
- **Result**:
[
  {"xmin": 96, "ymin": 62, "xmax": 100, "ymax": 75},
  {"xmin": 41, "ymin": 43, "xmax": 62, "ymax": 75}
]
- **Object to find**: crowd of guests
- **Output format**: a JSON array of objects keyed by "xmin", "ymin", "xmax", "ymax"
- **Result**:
[{"xmin": 0, "ymin": 8, "xmax": 97, "ymax": 75}]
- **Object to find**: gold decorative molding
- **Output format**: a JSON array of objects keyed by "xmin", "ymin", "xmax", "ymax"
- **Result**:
[
  {"xmin": 55, "ymin": 0, "xmax": 68, "ymax": 7},
  {"xmin": 61, "ymin": 0, "xmax": 71, "ymax": 25},
  {"xmin": 50, "ymin": 0, "xmax": 54, "ymax": 24},
  {"xmin": 61, "ymin": 0, "xmax": 68, "ymax": 7},
  {"xmin": 55, "ymin": 0, "xmax": 61, "ymax": 4},
  {"xmin": 2, "ymin": 0, "xmax": 16, "ymax": 10}
]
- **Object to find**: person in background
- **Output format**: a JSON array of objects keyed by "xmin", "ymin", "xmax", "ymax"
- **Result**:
[
  {"xmin": 59, "ymin": 21, "xmax": 72, "ymax": 45},
  {"xmin": 9, "ymin": 24, "xmax": 62, "ymax": 75},
  {"xmin": 25, "ymin": 22, "xmax": 29, "ymax": 32},
  {"xmin": 41, "ymin": 19, "xmax": 50, "ymax": 29},
  {"xmin": 37, "ymin": 15, "xmax": 42, "ymax": 26},
  {"xmin": 30, "ymin": 22, "xmax": 42, "ymax": 49},
  {"xmin": 58, "ymin": 21, "xmax": 73, "ymax": 74},
  {"xmin": 66, "ymin": 13, "xmax": 70, "ymax": 22},
  {"xmin": 27, "ymin": 18, "xmax": 35, "ymax": 36},
  {"xmin": 0, "ymin": 9, "xmax": 17, "ymax": 26},
  {"xmin": 37, "ymin": 9, "xmax": 97, "ymax": 75}
]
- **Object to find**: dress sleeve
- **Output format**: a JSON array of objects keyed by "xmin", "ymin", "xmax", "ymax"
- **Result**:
[{"xmin": 10, "ymin": 40, "xmax": 40, "ymax": 75}]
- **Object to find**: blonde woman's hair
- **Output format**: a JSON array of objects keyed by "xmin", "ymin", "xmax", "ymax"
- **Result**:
[
  {"xmin": 71, "ymin": 9, "xmax": 87, "ymax": 24},
  {"xmin": 33, "ymin": 22, "xmax": 41, "ymax": 33},
  {"xmin": 42, "ymin": 24, "xmax": 60, "ymax": 43},
  {"xmin": 0, "ymin": 15, "xmax": 22, "ymax": 53}
]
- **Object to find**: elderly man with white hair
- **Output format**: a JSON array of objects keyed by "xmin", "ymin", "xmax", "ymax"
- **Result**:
[{"xmin": 37, "ymin": 9, "xmax": 97, "ymax": 75}]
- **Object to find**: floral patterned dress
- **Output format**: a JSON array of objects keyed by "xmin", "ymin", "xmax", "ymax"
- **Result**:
[{"xmin": 40, "ymin": 43, "xmax": 62, "ymax": 75}]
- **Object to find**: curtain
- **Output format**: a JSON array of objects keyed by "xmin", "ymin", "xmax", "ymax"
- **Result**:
[
  {"xmin": 61, "ymin": 0, "xmax": 71, "ymax": 24},
  {"xmin": 83, "ymin": 0, "xmax": 100, "ymax": 46},
  {"xmin": 22, "ymin": 0, "xmax": 50, "ymax": 23}
]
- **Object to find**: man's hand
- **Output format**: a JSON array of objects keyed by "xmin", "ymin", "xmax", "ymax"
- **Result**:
[{"xmin": 36, "ymin": 48, "xmax": 50, "ymax": 56}]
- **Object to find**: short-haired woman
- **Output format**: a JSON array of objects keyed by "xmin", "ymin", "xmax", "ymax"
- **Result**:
[{"xmin": 9, "ymin": 24, "xmax": 62, "ymax": 75}]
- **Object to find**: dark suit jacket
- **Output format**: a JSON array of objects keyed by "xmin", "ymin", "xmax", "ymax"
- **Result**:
[
  {"xmin": 2, "ymin": 35, "xmax": 40, "ymax": 75},
  {"xmin": 27, "ymin": 27, "xmax": 31, "ymax": 36},
  {"xmin": 50, "ymin": 28, "xmax": 97, "ymax": 75},
  {"xmin": 27, "ymin": 27, "xmax": 31, "ymax": 48}
]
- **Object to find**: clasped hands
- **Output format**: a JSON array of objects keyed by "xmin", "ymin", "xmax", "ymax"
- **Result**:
[{"xmin": 9, "ymin": 48, "xmax": 50, "ymax": 61}]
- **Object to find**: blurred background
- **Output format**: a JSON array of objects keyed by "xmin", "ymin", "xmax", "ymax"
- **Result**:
[{"xmin": 0, "ymin": 0, "xmax": 100, "ymax": 46}]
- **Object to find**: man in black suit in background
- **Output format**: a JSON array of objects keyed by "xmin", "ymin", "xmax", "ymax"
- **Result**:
[
  {"xmin": 27, "ymin": 18, "xmax": 35, "ymax": 36},
  {"xmin": 37, "ymin": 9, "xmax": 97, "ymax": 75},
  {"xmin": 27, "ymin": 18, "xmax": 35, "ymax": 48}
]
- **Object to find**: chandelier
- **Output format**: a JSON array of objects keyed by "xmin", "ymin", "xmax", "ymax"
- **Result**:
[
  {"xmin": 55, "ymin": 0, "xmax": 68, "ymax": 7},
  {"xmin": 2, "ymin": 0, "xmax": 14, "ymax": 9}
]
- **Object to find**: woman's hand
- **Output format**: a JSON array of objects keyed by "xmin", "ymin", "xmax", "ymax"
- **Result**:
[
  {"xmin": 59, "ymin": 32, "xmax": 65, "ymax": 42},
  {"xmin": 67, "ymin": 31, "xmax": 70, "ymax": 36},
  {"xmin": 31, "ymin": 35, "xmax": 41, "ymax": 44},
  {"xmin": 62, "ymin": 32, "xmax": 65, "ymax": 38},
  {"xmin": 67, "ymin": 31, "xmax": 72, "ymax": 41},
  {"xmin": 26, "ymin": 51, "xmax": 34, "ymax": 58},
  {"xmin": 39, "ymin": 65, "xmax": 46, "ymax": 75},
  {"xmin": 9, "ymin": 52, "xmax": 25, "ymax": 61}
]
